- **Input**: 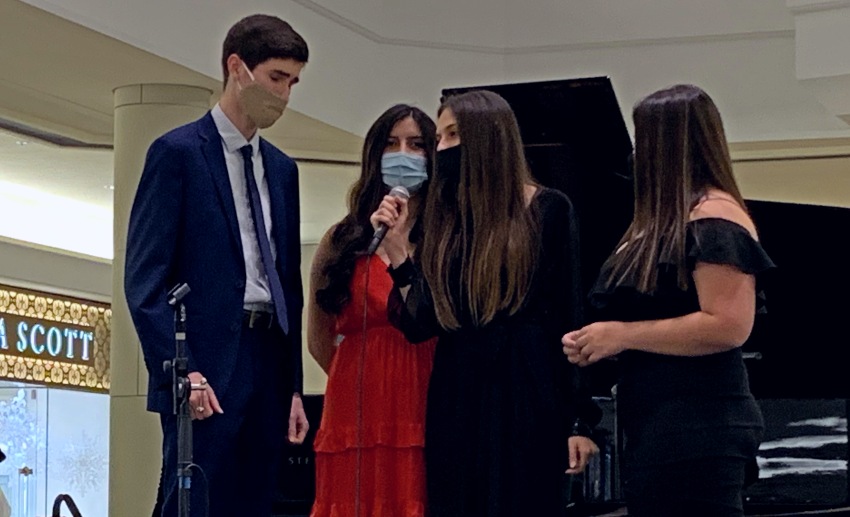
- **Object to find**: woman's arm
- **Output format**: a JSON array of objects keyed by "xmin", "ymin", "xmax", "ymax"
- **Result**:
[
  {"xmin": 307, "ymin": 228, "xmax": 339, "ymax": 374},
  {"xmin": 371, "ymin": 194, "xmax": 442, "ymax": 342},
  {"xmin": 540, "ymin": 191, "xmax": 600, "ymax": 473},
  {"xmin": 565, "ymin": 197, "xmax": 764, "ymax": 366},
  {"xmin": 630, "ymin": 261, "xmax": 756, "ymax": 353},
  {"xmin": 567, "ymin": 211, "xmax": 765, "ymax": 368},
  {"xmin": 565, "ymin": 262, "xmax": 756, "ymax": 365},
  {"xmin": 386, "ymin": 266, "xmax": 442, "ymax": 344}
]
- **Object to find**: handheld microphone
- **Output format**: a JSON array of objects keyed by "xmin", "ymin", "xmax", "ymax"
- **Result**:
[{"xmin": 366, "ymin": 185, "xmax": 410, "ymax": 255}]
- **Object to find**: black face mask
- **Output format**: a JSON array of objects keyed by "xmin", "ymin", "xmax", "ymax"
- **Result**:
[{"xmin": 435, "ymin": 145, "xmax": 462, "ymax": 182}]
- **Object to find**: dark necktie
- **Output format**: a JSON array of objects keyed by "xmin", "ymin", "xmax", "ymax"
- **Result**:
[{"xmin": 240, "ymin": 145, "xmax": 289, "ymax": 334}]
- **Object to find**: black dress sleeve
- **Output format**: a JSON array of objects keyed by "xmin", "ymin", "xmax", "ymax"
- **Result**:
[
  {"xmin": 687, "ymin": 218, "xmax": 776, "ymax": 275},
  {"xmin": 688, "ymin": 218, "xmax": 776, "ymax": 315},
  {"xmin": 387, "ymin": 262, "xmax": 443, "ymax": 344},
  {"xmin": 537, "ymin": 189, "xmax": 602, "ymax": 433}
]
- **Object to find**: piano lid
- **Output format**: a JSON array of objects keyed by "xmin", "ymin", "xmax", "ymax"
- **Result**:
[{"xmin": 744, "ymin": 200, "xmax": 850, "ymax": 399}]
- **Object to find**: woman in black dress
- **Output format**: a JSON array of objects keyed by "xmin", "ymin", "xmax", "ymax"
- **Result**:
[
  {"xmin": 371, "ymin": 90, "xmax": 600, "ymax": 516},
  {"xmin": 563, "ymin": 84, "xmax": 774, "ymax": 517}
]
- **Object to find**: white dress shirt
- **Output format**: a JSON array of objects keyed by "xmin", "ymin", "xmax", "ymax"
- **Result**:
[{"xmin": 211, "ymin": 104, "xmax": 278, "ymax": 306}]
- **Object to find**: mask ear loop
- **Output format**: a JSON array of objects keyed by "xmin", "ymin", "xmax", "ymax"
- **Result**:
[
  {"xmin": 241, "ymin": 60, "xmax": 256, "ymax": 82},
  {"xmin": 231, "ymin": 60, "xmax": 254, "ymax": 94}
]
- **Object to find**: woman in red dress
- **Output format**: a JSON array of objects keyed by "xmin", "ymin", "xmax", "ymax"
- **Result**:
[{"xmin": 308, "ymin": 104, "xmax": 437, "ymax": 517}]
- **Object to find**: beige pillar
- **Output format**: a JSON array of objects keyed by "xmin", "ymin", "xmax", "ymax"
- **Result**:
[{"xmin": 110, "ymin": 84, "xmax": 212, "ymax": 517}]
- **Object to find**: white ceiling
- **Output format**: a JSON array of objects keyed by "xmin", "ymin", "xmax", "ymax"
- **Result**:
[
  {"xmin": 298, "ymin": 0, "xmax": 795, "ymax": 49},
  {"xmin": 0, "ymin": 127, "xmax": 113, "ymax": 209},
  {"xmin": 0, "ymin": 0, "xmax": 363, "ymax": 153},
  {"xmin": 1, "ymin": 0, "xmax": 849, "ymax": 258}
]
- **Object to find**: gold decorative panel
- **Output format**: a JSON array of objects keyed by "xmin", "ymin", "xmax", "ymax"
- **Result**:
[{"xmin": 0, "ymin": 284, "xmax": 110, "ymax": 393}]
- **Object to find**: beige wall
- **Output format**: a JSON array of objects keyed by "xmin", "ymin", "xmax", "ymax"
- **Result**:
[
  {"xmin": 735, "ymin": 156, "xmax": 850, "ymax": 208},
  {"xmin": 0, "ymin": 237, "xmax": 111, "ymax": 300},
  {"xmin": 301, "ymin": 242, "xmax": 327, "ymax": 394},
  {"xmin": 732, "ymin": 138, "xmax": 850, "ymax": 207}
]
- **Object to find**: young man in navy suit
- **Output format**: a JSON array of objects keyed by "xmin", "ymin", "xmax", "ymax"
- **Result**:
[{"xmin": 125, "ymin": 14, "xmax": 310, "ymax": 517}]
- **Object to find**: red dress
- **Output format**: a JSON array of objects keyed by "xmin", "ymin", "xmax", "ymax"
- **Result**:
[{"xmin": 311, "ymin": 255, "xmax": 436, "ymax": 517}]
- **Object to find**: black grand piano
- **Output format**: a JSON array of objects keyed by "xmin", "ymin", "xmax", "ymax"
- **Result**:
[{"xmin": 273, "ymin": 77, "xmax": 850, "ymax": 517}]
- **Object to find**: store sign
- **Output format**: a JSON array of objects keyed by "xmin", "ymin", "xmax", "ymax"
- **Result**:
[
  {"xmin": 1, "ymin": 315, "xmax": 94, "ymax": 363},
  {"xmin": 0, "ymin": 284, "xmax": 110, "ymax": 393}
]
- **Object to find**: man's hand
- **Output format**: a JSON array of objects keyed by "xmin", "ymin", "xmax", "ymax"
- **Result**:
[
  {"xmin": 566, "ymin": 435, "xmax": 599, "ymax": 475},
  {"xmin": 288, "ymin": 393, "xmax": 309, "ymax": 444},
  {"xmin": 188, "ymin": 371, "xmax": 223, "ymax": 420}
]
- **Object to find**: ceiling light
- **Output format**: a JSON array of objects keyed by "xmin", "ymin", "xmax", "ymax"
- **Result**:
[
  {"xmin": 104, "ymin": 185, "xmax": 114, "ymax": 190},
  {"xmin": 15, "ymin": 141, "xmax": 28, "ymax": 146}
]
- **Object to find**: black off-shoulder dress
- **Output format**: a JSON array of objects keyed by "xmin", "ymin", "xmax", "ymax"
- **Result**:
[{"xmin": 589, "ymin": 218, "xmax": 776, "ymax": 517}]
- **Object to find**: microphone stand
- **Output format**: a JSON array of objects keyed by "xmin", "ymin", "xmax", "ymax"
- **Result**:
[{"xmin": 164, "ymin": 283, "xmax": 192, "ymax": 517}]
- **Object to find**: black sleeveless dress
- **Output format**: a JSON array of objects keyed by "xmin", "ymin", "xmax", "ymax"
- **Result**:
[{"xmin": 589, "ymin": 218, "xmax": 775, "ymax": 516}]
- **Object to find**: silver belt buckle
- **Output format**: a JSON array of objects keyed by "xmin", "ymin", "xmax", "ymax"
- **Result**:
[
  {"xmin": 248, "ymin": 309, "xmax": 261, "ymax": 329},
  {"xmin": 245, "ymin": 307, "xmax": 273, "ymax": 329}
]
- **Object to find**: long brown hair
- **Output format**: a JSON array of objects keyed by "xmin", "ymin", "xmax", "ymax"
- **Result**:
[
  {"xmin": 316, "ymin": 105, "xmax": 435, "ymax": 314},
  {"xmin": 420, "ymin": 90, "xmax": 537, "ymax": 329},
  {"xmin": 608, "ymin": 84, "xmax": 746, "ymax": 292}
]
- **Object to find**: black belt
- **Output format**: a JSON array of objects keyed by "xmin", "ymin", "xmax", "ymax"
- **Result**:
[{"xmin": 242, "ymin": 309, "xmax": 275, "ymax": 329}]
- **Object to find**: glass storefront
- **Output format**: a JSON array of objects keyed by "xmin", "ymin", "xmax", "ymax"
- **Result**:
[
  {"xmin": 0, "ymin": 284, "xmax": 111, "ymax": 517},
  {"xmin": 0, "ymin": 383, "xmax": 110, "ymax": 517},
  {"xmin": 0, "ymin": 382, "xmax": 109, "ymax": 517}
]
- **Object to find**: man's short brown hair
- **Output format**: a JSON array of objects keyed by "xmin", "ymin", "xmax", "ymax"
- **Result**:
[{"xmin": 221, "ymin": 14, "xmax": 308, "ymax": 87}]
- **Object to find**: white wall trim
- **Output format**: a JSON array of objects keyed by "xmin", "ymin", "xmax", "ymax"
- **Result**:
[
  {"xmin": 0, "ymin": 236, "xmax": 111, "ymax": 301},
  {"xmin": 291, "ymin": 0, "xmax": 794, "ymax": 54},
  {"xmin": 787, "ymin": 0, "xmax": 850, "ymax": 14}
]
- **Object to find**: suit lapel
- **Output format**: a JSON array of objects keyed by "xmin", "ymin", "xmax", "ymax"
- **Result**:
[{"xmin": 198, "ymin": 113, "xmax": 243, "ymax": 253}]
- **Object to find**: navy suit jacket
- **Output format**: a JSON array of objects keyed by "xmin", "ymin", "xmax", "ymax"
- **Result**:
[{"xmin": 125, "ymin": 112, "xmax": 303, "ymax": 413}]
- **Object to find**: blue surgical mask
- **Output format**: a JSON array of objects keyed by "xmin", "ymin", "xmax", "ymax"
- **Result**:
[{"xmin": 381, "ymin": 152, "xmax": 428, "ymax": 193}]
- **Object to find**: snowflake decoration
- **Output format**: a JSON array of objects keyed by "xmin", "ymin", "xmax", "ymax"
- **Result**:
[
  {"xmin": 0, "ymin": 389, "xmax": 45, "ymax": 469},
  {"xmin": 60, "ymin": 430, "xmax": 107, "ymax": 497}
]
